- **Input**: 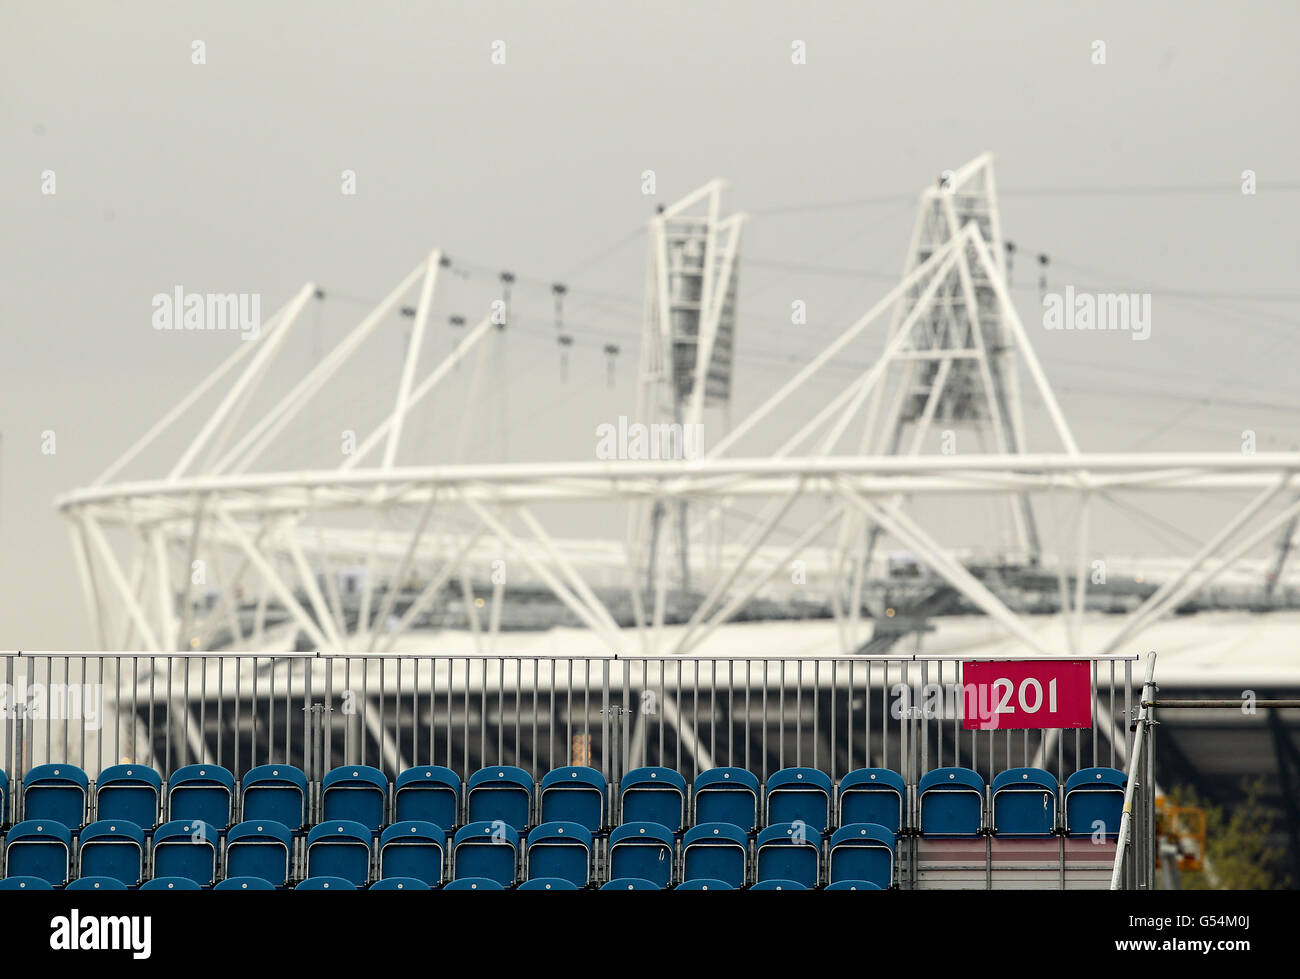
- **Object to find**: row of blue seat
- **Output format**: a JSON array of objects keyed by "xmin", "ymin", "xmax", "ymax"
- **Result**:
[
  {"xmin": 0, "ymin": 814, "xmax": 891, "ymax": 889},
  {"xmin": 0, "ymin": 875, "xmax": 874, "ymax": 891},
  {"xmin": 0, "ymin": 764, "xmax": 1126, "ymax": 839}
]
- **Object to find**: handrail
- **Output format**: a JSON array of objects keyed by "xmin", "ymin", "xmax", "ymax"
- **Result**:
[{"xmin": 1110, "ymin": 651, "xmax": 1158, "ymax": 890}]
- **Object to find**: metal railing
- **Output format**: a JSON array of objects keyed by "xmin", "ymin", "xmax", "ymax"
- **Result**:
[
  {"xmin": 1110, "ymin": 651, "xmax": 1158, "ymax": 890},
  {"xmin": 2, "ymin": 650, "xmax": 1138, "ymax": 820}
]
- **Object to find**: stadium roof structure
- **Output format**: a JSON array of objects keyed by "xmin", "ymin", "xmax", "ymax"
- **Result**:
[{"xmin": 53, "ymin": 155, "xmax": 1300, "ymax": 673}]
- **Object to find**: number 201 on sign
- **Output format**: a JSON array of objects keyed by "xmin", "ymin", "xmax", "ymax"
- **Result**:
[{"xmin": 960, "ymin": 660, "xmax": 1092, "ymax": 731}]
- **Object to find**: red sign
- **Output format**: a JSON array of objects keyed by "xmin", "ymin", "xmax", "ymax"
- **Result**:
[{"xmin": 961, "ymin": 660, "xmax": 1092, "ymax": 731}]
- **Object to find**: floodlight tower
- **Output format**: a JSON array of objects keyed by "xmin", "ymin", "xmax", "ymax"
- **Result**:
[
  {"xmin": 859, "ymin": 155, "xmax": 1042, "ymax": 569},
  {"xmin": 634, "ymin": 181, "xmax": 745, "ymax": 599}
]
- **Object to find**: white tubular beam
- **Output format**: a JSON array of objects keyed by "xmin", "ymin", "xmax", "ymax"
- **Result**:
[
  {"xmin": 342, "ymin": 313, "xmax": 494, "ymax": 472},
  {"xmin": 215, "ymin": 510, "xmax": 331, "ymax": 650},
  {"xmin": 968, "ymin": 232, "xmax": 1080, "ymax": 456},
  {"xmin": 464, "ymin": 499, "xmax": 625, "ymax": 652},
  {"xmin": 170, "ymin": 284, "xmax": 315, "ymax": 479},
  {"xmin": 705, "ymin": 226, "xmax": 974, "ymax": 459},
  {"xmin": 365, "ymin": 494, "xmax": 438, "ymax": 652},
  {"xmin": 213, "ymin": 261, "xmax": 427, "ymax": 475},
  {"xmin": 382, "ymin": 250, "xmax": 441, "ymax": 471},
  {"xmin": 379, "ymin": 527, "xmax": 487, "ymax": 653},
  {"xmin": 68, "ymin": 520, "xmax": 109, "ymax": 650},
  {"xmin": 515, "ymin": 507, "xmax": 623, "ymax": 637},
  {"xmin": 282, "ymin": 522, "xmax": 346, "ymax": 650},
  {"xmin": 83, "ymin": 516, "xmax": 163, "ymax": 652},
  {"xmin": 837, "ymin": 485, "xmax": 1053, "ymax": 656}
]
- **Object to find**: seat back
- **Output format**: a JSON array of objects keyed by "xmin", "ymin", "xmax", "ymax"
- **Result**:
[
  {"xmin": 765, "ymin": 768, "xmax": 832, "ymax": 833},
  {"xmin": 540, "ymin": 767, "xmax": 606, "ymax": 833},
  {"xmin": 825, "ymin": 879, "xmax": 882, "ymax": 890},
  {"xmin": 526, "ymin": 820, "xmax": 593, "ymax": 887},
  {"xmin": 215, "ymin": 876, "xmax": 276, "ymax": 891},
  {"xmin": 443, "ymin": 877, "xmax": 504, "ymax": 890},
  {"xmin": 95, "ymin": 764, "xmax": 163, "ymax": 830},
  {"xmin": 152, "ymin": 819, "xmax": 219, "ymax": 886},
  {"xmin": 4, "ymin": 819, "xmax": 72, "ymax": 886},
  {"xmin": 600, "ymin": 877, "xmax": 661, "ymax": 890},
  {"xmin": 369, "ymin": 877, "xmax": 429, "ymax": 890},
  {"xmin": 322, "ymin": 765, "xmax": 389, "ymax": 831},
  {"xmin": 22, "ymin": 764, "xmax": 89, "ymax": 829},
  {"xmin": 453, "ymin": 822, "xmax": 520, "ymax": 886},
  {"xmin": 828, "ymin": 822, "xmax": 895, "ymax": 888},
  {"xmin": 466, "ymin": 766, "xmax": 534, "ymax": 832},
  {"xmin": 750, "ymin": 878, "xmax": 806, "ymax": 890},
  {"xmin": 608, "ymin": 821, "xmax": 675, "ymax": 887},
  {"xmin": 68, "ymin": 876, "xmax": 128, "ymax": 891},
  {"xmin": 693, "ymin": 768, "xmax": 759, "ymax": 832},
  {"xmin": 306, "ymin": 820, "xmax": 373, "ymax": 887},
  {"xmin": 682, "ymin": 821, "xmax": 749, "ymax": 888},
  {"xmin": 379, "ymin": 821, "xmax": 446, "ymax": 887},
  {"xmin": 167, "ymin": 765, "xmax": 235, "ymax": 830},
  {"xmin": 241, "ymin": 765, "xmax": 308, "ymax": 830},
  {"xmin": 838, "ymin": 769, "xmax": 906, "ymax": 834},
  {"xmin": 619, "ymin": 767, "xmax": 686, "ymax": 832},
  {"xmin": 1064, "ymin": 767, "xmax": 1126, "ymax": 838},
  {"xmin": 756, "ymin": 822, "xmax": 822, "ymax": 888},
  {"xmin": 675, "ymin": 878, "xmax": 732, "ymax": 890},
  {"xmin": 78, "ymin": 819, "xmax": 146, "ymax": 885},
  {"xmin": 225, "ymin": 819, "xmax": 293, "ymax": 886},
  {"xmin": 394, "ymin": 766, "xmax": 461, "ymax": 829},
  {"xmin": 992, "ymin": 768, "xmax": 1059, "ymax": 836},
  {"xmin": 0, "ymin": 876, "xmax": 52, "ymax": 890},
  {"xmin": 918, "ymin": 768, "xmax": 984, "ymax": 837},
  {"xmin": 142, "ymin": 876, "xmax": 202, "ymax": 891},
  {"xmin": 295, "ymin": 876, "xmax": 355, "ymax": 890},
  {"xmin": 518, "ymin": 877, "xmax": 579, "ymax": 890}
]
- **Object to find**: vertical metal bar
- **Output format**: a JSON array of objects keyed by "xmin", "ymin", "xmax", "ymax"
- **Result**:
[
  {"xmin": 621, "ymin": 658, "xmax": 630, "ymax": 780},
  {"xmin": 830, "ymin": 660, "xmax": 837, "ymax": 778},
  {"xmin": 760, "ymin": 659, "xmax": 768, "ymax": 781},
  {"xmin": 709, "ymin": 659, "xmax": 716, "ymax": 766},
  {"xmin": 566, "ymin": 658, "xmax": 574, "ymax": 768},
  {"xmin": 583, "ymin": 659, "xmax": 591, "ymax": 770},
  {"xmin": 1124, "ymin": 660, "xmax": 1132, "ymax": 761},
  {"xmin": 166, "ymin": 655, "xmax": 174, "ymax": 776},
  {"xmin": 601, "ymin": 659, "xmax": 610, "ymax": 786},
  {"xmin": 795, "ymin": 659, "xmax": 802, "ymax": 768},
  {"xmin": 675, "ymin": 659, "xmax": 683, "ymax": 777},
  {"xmin": 497, "ymin": 658, "xmax": 505, "ymax": 765},
  {"xmin": 268, "ymin": 655, "xmax": 275, "ymax": 765},
  {"xmin": 233, "ymin": 656, "xmax": 241, "ymax": 779},
  {"xmin": 812, "ymin": 659, "xmax": 820, "ymax": 773},
  {"xmin": 744, "ymin": 659, "xmax": 751, "ymax": 775},
  {"xmin": 778, "ymin": 660, "xmax": 785, "ymax": 771},
  {"xmin": 518, "ymin": 658, "xmax": 525, "ymax": 773}
]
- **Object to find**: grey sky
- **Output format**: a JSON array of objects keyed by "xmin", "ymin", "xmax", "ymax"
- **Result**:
[{"xmin": 2, "ymin": 0, "xmax": 1298, "ymax": 648}]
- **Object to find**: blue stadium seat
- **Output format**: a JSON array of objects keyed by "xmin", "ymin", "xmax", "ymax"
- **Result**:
[
  {"xmin": 167, "ymin": 764, "xmax": 235, "ymax": 830},
  {"xmin": 4, "ymin": 820, "xmax": 72, "ymax": 885},
  {"xmin": 466, "ymin": 766, "xmax": 534, "ymax": 832},
  {"xmin": 295, "ymin": 876, "xmax": 354, "ymax": 890},
  {"xmin": 95, "ymin": 764, "xmax": 163, "ymax": 830},
  {"xmin": 369, "ymin": 877, "xmax": 430, "ymax": 890},
  {"xmin": 825, "ymin": 879, "xmax": 883, "ymax": 890},
  {"xmin": 1, "ymin": 768, "xmax": 9, "ymax": 824},
  {"xmin": 750, "ymin": 879, "xmax": 806, "ymax": 890},
  {"xmin": 693, "ymin": 768, "xmax": 760, "ymax": 832},
  {"xmin": 837, "ymin": 769, "xmax": 906, "ymax": 834},
  {"xmin": 675, "ymin": 878, "xmax": 732, "ymax": 890},
  {"xmin": 518, "ymin": 877, "xmax": 579, "ymax": 890},
  {"xmin": 306, "ymin": 820, "xmax": 373, "ymax": 887},
  {"xmin": 68, "ymin": 876, "xmax": 128, "ymax": 891},
  {"xmin": 78, "ymin": 819, "xmax": 146, "ymax": 886},
  {"xmin": 322, "ymin": 765, "xmax": 389, "ymax": 832},
  {"xmin": 394, "ymin": 766, "xmax": 461, "ymax": 828},
  {"xmin": 225, "ymin": 820, "xmax": 293, "ymax": 886},
  {"xmin": 918, "ymin": 768, "xmax": 984, "ymax": 836},
  {"xmin": 379, "ymin": 821, "xmax": 446, "ymax": 887},
  {"xmin": 682, "ymin": 821, "xmax": 749, "ymax": 888},
  {"xmin": 1064, "ymin": 767, "xmax": 1126, "ymax": 838},
  {"xmin": 443, "ymin": 877, "xmax": 504, "ymax": 890},
  {"xmin": 540, "ymin": 767, "xmax": 607, "ymax": 833},
  {"xmin": 240, "ymin": 764, "xmax": 308, "ymax": 831},
  {"xmin": 828, "ymin": 823, "xmax": 895, "ymax": 888},
  {"xmin": 619, "ymin": 767, "xmax": 687, "ymax": 832},
  {"xmin": 152, "ymin": 819, "xmax": 219, "ymax": 887},
  {"xmin": 452, "ymin": 822, "xmax": 520, "ymax": 886},
  {"xmin": 215, "ymin": 876, "xmax": 276, "ymax": 891},
  {"xmin": 756, "ymin": 822, "xmax": 821, "ymax": 888},
  {"xmin": 608, "ymin": 821, "xmax": 675, "ymax": 887},
  {"xmin": 0, "ymin": 876, "xmax": 52, "ymax": 890},
  {"xmin": 991, "ymin": 768, "xmax": 1058, "ymax": 837},
  {"xmin": 526, "ymin": 821, "xmax": 593, "ymax": 887},
  {"xmin": 23, "ymin": 764, "xmax": 89, "ymax": 829},
  {"xmin": 141, "ymin": 876, "xmax": 201, "ymax": 891},
  {"xmin": 600, "ymin": 877, "xmax": 661, "ymax": 890},
  {"xmin": 765, "ymin": 768, "xmax": 832, "ymax": 833}
]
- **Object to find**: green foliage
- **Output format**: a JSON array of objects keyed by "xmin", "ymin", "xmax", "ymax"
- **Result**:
[{"xmin": 1168, "ymin": 779, "xmax": 1289, "ymax": 890}]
